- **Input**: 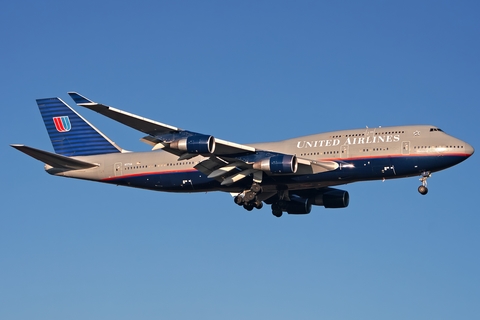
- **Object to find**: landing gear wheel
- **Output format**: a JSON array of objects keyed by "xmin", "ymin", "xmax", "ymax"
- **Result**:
[
  {"xmin": 272, "ymin": 209, "xmax": 283, "ymax": 217},
  {"xmin": 254, "ymin": 200, "xmax": 263, "ymax": 209},
  {"xmin": 418, "ymin": 171, "xmax": 431, "ymax": 196},
  {"xmin": 271, "ymin": 203, "xmax": 283, "ymax": 217},
  {"xmin": 418, "ymin": 185, "xmax": 428, "ymax": 195},
  {"xmin": 243, "ymin": 203, "xmax": 254, "ymax": 211},
  {"xmin": 251, "ymin": 184, "xmax": 262, "ymax": 194},
  {"xmin": 244, "ymin": 191, "xmax": 256, "ymax": 202},
  {"xmin": 234, "ymin": 195, "xmax": 244, "ymax": 205}
]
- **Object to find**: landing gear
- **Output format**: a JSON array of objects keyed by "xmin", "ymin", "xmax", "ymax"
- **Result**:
[
  {"xmin": 271, "ymin": 203, "xmax": 283, "ymax": 217},
  {"xmin": 253, "ymin": 200, "xmax": 263, "ymax": 209},
  {"xmin": 234, "ymin": 194, "xmax": 244, "ymax": 205},
  {"xmin": 244, "ymin": 191, "xmax": 256, "ymax": 202},
  {"xmin": 243, "ymin": 203, "xmax": 254, "ymax": 211},
  {"xmin": 251, "ymin": 183, "xmax": 262, "ymax": 193},
  {"xmin": 235, "ymin": 183, "xmax": 264, "ymax": 211},
  {"xmin": 418, "ymin": 185, "xmax": 428, "ymax": 195},
  {"xmin": 270, "ymin": 191, "xmax": 289, "ymax": 218},
  {"xmin": 418, "ymin": 171, "xmax": 431, "ymax": 195}
]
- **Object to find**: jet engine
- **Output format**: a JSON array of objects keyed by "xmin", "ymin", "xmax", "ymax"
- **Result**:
[
  {"xmin": 269, "ymin": 188, "xmax": 349, "ymax": 216},
  {"xmin": 169, "ymin": 135, "xmax": 215, "ymax": 154},
  {"xmin": 310, "ymin": 188, "xmax": 350, "ymax": 208},
  {"xmin": 253, "ymin": 154, "xmax": 298, "ymax": 174},
  {"xmin": 284, "ymin": 195, "xmax": 312, "ymax": 214}
]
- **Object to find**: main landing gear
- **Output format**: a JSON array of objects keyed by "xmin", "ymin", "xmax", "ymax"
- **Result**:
[
  {"xmin": 234, "ymin": 183, "xmax": 263, "ymax": 211},
  {"xmin": 270, "ymin": 189, "xmax": 289, "ymax": 218},
  {"xmin": 418, "ymin": 171, "xmax": 431, "ymax": 195},
  {"xmin": 271, "ymin": 202, "xmax": 283, "ymax": 218}
]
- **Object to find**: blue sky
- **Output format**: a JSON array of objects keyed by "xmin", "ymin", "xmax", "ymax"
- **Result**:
[{"xmin": 1, "ymin": 1, "xmax": 479, "ymax": 319}]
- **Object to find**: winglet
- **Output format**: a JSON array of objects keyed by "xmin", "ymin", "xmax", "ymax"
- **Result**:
[{"xmin": 68, "ymin": 92, "xmax": 94, "ymax": 105}]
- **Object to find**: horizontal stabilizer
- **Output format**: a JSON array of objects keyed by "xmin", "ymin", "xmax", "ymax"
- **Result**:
[{"xmin": 11, "ymin": 144, "xmax": 98, "ymax": 170}]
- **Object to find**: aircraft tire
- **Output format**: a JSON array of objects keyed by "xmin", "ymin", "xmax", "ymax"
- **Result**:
[
  {"xmin": 271, "ymin": 203, "xmax": 283, "ymax": 217},
  {"xmin": 251, "ymin": 184, "xmax": 262, "ymax": 193},
  {"xmin": 243, "ymin": 204, "xmax": 254, "ymax": 211},
  {"xmin": 234, "ymin": 195, "xmax": 244, "ymax": 205},
  {"xmin": 244, "ymin": 191, "xmax": 256, "ymax": 202},
  {"xmin": 272, "ymin": 209, "xmax": 282, "ymax": 217},
  {"xmin": 418, "ymin": 185, "xmax": 428, "ymax": 195}
]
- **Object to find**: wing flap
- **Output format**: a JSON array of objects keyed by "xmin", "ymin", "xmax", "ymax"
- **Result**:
[
  {"xmin": 220, "ymin": 169, "xmax": 256, "ymax": 185},
  {"xmin": 297, "ymin": 158, "xmax": 340, "ymax": 174},
  {"xmin": 213, "ymin": 138, "xmax": 256, "ymax": 154},
  {"xmin": 194, "ymin": 156, "xmax": 229, "ymax": 178}
]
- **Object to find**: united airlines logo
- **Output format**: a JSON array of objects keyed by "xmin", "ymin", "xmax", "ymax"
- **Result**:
[
  {"xmin": 53, "ymin": 116, "xmax": 71, "ymax": 132},
  {"xmin": 296, "ymin": 134, "xmax": 401, "ymax": 149}
]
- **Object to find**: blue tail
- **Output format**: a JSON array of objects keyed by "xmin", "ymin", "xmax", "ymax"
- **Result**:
[{"xmin": 36, "ymin": 97, "xmax": 121, "ymax": 156}]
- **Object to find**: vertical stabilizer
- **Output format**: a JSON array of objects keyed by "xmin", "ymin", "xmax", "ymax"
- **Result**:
[{"xmin": 36, "ymin": 97, "xmax": 121, "ymax": 156}]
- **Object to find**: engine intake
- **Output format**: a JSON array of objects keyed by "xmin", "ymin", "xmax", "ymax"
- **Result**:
[
  {"xmin": 253, "ymin": 155, "xmax": 298, "ymax": 174},
  {"xmin": 169, "ymin": 135, "xmax": 215, "ymax": 154}
]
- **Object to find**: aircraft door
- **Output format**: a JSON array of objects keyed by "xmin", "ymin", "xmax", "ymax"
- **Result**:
[
  {"xmin": 341, "ymin": 145, "xmax": 349, "ymax": 158},
  {"xmin": 402, "ymin": 141, "xmax": 410, "ymax": 155},
  {"xmin": 114, "ymin": 162, "xmax": 122, "ymax": 176}
]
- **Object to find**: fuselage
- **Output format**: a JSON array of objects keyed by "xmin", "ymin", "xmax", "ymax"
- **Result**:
[{"xmin": 49, "ymin": 125, "xmax": 474, "ymax": 193}]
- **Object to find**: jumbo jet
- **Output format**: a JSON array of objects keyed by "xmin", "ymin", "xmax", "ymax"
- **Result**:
[{"xmin": 11, "ymin": 93, "xmax": 474, "ymax": 217}]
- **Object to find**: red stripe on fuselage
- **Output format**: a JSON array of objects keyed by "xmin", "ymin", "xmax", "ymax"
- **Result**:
[
  {"xmin": 101, "ymin": 168, "xmax": 198, "ymax": 181},
  {"xmin": 319, "ymin": 152, "xmax": 471, "ymax": 162},
  {"xmin": 100, "ymin": 153, "xmax": 469, "ymax": 182}
]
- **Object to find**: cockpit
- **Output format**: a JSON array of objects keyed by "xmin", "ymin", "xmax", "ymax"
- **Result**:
[{"xmin": 430, "ymin": 128, "xmax": 444, "ymax": 132}]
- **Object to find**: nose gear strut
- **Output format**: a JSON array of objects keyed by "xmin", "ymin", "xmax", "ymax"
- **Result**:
[{"xmin": 418, "ymin": 171, "xmax": 431, "ymax": 195}]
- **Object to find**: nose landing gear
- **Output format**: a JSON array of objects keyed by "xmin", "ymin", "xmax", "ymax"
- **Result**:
[{"xmin": 418, "ymin": 171, "xmax": 431, "ymax": 195}]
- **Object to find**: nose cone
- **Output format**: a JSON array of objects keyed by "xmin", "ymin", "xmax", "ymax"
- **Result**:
[{"xmin": 465, "ymin": 142, "xmax": 475, "ymax": 157}]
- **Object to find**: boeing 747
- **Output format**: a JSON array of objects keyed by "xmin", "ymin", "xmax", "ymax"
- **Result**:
[{"xmin": 11, "ymin": 93, "xmax": 474, "ymax": 217}]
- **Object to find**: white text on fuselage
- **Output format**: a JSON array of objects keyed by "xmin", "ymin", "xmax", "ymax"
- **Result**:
[{"xmin": 296, "ymin": 134, "xmax": 401, "ymax": 149}]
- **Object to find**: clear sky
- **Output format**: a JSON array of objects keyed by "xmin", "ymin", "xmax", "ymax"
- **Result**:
[{"xmin": 1, "ymin": 1, "xmax": 479, "ymax": 319}]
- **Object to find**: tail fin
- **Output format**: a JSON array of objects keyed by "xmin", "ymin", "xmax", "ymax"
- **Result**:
[{"xmin": 36, "ymin": 97, "xmax": 122, "ymax": 156}]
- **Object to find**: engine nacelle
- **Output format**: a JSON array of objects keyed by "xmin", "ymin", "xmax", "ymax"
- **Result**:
[
  {"xmin": 169, "ymin": 135, "xmax": 215, "ymax": 154},
  {"xmin": 253, "ymin": 155, "xmax": 298, "ymax": 174},
  {"xmin": 276, "ymin": 195, "xmax": 311, "ymax": 214},
  {"xmin": 311, "ymin": 188, "xmax": 349, "ymax": 208}
]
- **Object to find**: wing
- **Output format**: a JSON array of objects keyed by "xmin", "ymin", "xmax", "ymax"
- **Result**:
[
  {"xmin": 68, "ymin": 92, "xmax": 255, "ymax": 156},
  {"xmin": 68, "ymin": 92, "xmax": 341, "ymax": 185}
]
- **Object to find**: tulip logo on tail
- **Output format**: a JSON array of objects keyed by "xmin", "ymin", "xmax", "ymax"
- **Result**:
[{"xmin": 53, "ymin": 116, "xmax": 71, "ymax": 132}]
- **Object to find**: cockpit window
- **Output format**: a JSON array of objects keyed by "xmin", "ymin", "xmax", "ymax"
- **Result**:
[{"xmin": 430, "ymin": 128, "xmax": 444, "ymax": 132}]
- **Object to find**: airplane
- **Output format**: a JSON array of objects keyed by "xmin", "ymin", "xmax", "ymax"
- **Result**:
[{"xmin": 11, "ymin": 92, "xmax": 474, "ymax": 217}]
